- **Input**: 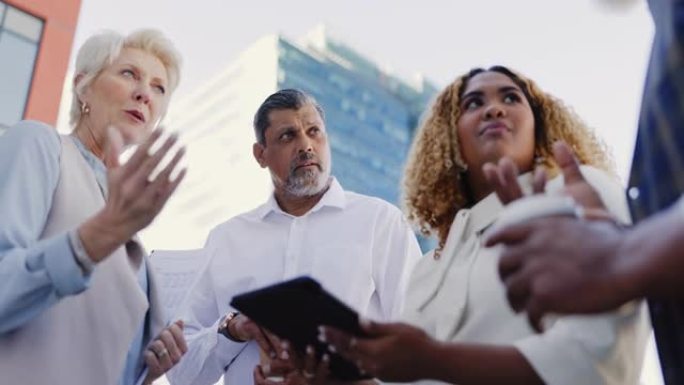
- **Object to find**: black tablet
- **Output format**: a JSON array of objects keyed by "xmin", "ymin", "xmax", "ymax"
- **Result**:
[{"xmin": 230, "ymin": 276, "xmax": 370, "ymax": 381}]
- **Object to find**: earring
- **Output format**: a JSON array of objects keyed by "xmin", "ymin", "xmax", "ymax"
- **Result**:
[{"xmin": 81, "ymin": 102, "xmax": 90, "ymax": 115}]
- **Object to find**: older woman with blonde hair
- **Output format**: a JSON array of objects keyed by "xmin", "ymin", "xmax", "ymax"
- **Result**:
[
  {"xmin": 322, "ymin": 65, "xmax": 649, "ymax": 385},
  {"xmin": 0, "ymin": 29, "xmax": 187, "ymax": 385}
]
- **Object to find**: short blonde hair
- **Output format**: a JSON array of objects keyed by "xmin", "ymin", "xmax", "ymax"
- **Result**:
[
  {"xmin": 403, "ymin": 66, "xmax": 614, "ymax": 251},
  {"xmin": 69, "ymin": 29, "xmax": 182, "ymax": 126}
]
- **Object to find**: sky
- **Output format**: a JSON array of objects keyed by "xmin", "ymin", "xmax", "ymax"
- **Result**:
[
  {"xmin": 68, "ymin": 0, "xmax": 654, "ymax": 180},
  {"xmin": 64, "ymin": 1, "xmax": 663, "ymax": 384}
]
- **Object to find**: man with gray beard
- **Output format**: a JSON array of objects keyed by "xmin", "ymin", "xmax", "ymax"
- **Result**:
[{"xmin": 168, "ymin": 89, "xmax": 422, "ymax": 385}]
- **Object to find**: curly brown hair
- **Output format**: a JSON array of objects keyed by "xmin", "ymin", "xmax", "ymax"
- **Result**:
[{"xmin": 402, "ymin": 66, "xmax": 614, "ymax": 252}]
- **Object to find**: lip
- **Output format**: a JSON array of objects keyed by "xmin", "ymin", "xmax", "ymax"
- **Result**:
[
  {"xmin": 479, "ymin": 121, "xmax": 511, "ymax": 136},
  {"xmin": 294, "ymin": 163, "xmax": 319, "ymax": 170},
  {"xmin": 124, "ymin": 109, "xmax": 146, "ymax": 124}
]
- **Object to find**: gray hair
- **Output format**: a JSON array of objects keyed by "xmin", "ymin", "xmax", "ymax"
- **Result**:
[
  {"xmin": 69, "ymin": 29, "xmax": 182, "ymax": 126},
  {"xmin": 253, "ymin": 89, "xmax": 324, "ymax": 144}
]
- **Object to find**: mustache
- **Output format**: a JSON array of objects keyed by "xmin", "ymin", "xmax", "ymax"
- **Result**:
[{"xmin": 290, "ymin": 151, "xmax": 323, "ymax": 173}]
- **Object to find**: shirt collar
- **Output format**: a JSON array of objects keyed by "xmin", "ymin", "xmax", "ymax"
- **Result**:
[{"xmin": 256, "ymin": 177, "xmax": 347, "ymax": 219}]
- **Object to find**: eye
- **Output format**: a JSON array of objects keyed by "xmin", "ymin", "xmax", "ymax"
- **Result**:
[
  {"xmin": 121, "ymin": 69, "xmax": 136, "ymax": 78},
  {"xmin": 154, "ymin": 84, "xmax": 166, "ymax": 95},
  {"xmin": 503, "ymin": 93, "xmax": 521, "ymax": 104},
  {"xmin": 463, "ymin": 98, "xmax": 482, "ymax": 111},
  {"xmin": 308, "ymin": 126, "xmax": 320, "ymax": 135},
  {"xmin": 279, "ymin": 131, "xmax": 293, "ymax": 141}
]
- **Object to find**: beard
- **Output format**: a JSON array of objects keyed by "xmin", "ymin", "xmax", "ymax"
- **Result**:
[{"xmin": 275, "ymin": 151, "xmax": 331, "ymax": 197}]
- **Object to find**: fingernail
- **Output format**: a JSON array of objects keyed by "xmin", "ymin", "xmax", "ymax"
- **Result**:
[
  {"xmin": 322, "ymin": 354, "xmax": 330, "ymax": 363},
  {"xmin": 317, "ymin": 328, "xmax": 326, "ymax": 343},
  {"xmin": 170, "ymin": 166, "xmax": 187, "ymax": 182},
  {"xmin": 281, "ymin": 350, "xmax": 289, "ymax": 360},
  {"xmin": 328, "ymin": 344, "xmax": 336, "ymax": 353},
  {"xmin": 263, "ymin": 363, "xmax": 271, "ymax": 375},
  {"xmin": 306, "ymin": 345, "xmax": 314, "ymax": 355},
  {"xmin": 281, "ymin": 341, "xmax": 289, "ymax": 349}
]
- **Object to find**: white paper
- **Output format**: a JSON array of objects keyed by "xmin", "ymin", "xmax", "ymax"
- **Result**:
[{"xmin": 149, "ymin": 249, "xmax": 208, "ymax": 322}]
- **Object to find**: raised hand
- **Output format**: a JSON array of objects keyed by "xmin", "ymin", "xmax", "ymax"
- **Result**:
[
  {"xmin": 483, "ymin": 157, "xmax": 546, "ymax": 204},
  {"xmin": 482, "ymin": 141, "xmax": 607, "ymax": 212},
  {"xmin": 485, "ymin": 216, "xmax": 629, "ymax": 332},
  {"xmin": 551, "ymin": 141, "xmax": 606, "ymax": 211},
  {"xmin": 78, "ymin": 128, "xmax": 187, "ymax": 262}
]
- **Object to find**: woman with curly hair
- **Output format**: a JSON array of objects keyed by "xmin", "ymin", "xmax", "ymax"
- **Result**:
[{"xmin": 321, "ymin": 66, "xmax": 649, "ymax": 385}]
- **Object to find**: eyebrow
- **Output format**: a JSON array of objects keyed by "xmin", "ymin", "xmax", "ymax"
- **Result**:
[
  {"xmin": 274, "ymin": 125, "xmax": 296, "ymax": 134},
  {"xmin": 462, "ymin": 86, "xmax": 523, "ymax": 100}
]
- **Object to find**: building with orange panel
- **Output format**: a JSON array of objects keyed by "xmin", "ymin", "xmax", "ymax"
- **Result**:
[{"xmin": 0, "ymin": 0, "xmax": 81, "ymax": 130}]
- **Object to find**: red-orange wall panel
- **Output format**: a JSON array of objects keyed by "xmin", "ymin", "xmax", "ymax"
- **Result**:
[{"xmin": 5, "ymin": 0, "xmax": 81, "ymax": 125}]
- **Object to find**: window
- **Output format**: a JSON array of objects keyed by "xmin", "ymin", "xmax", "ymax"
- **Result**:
[{"xmin": 0, "ymin": 2, "xmax": 43, "ymax": 131}]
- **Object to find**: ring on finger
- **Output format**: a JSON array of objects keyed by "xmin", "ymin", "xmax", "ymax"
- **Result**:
[{"xmin": 156, "ymin": 348, "xmax": 169, "ymax": 358}]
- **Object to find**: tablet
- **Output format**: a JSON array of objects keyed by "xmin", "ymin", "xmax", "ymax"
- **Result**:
[{"xmin": 230, "ymin": 276, "xmax": 370, "ymax": 381}]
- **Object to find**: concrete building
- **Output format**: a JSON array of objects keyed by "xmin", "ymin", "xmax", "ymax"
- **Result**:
[{"xmin": 0, "ymin": 0, "xmax": 80, "ymax": 131}]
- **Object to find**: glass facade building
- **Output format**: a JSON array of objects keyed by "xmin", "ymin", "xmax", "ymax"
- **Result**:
[
  {"xmin": 142, "ymin": 27, "xmax": 437, "ymax": 250},
  {"xmin": 276, "ymin": 30, "xmax": 436, "ymax": 205}
]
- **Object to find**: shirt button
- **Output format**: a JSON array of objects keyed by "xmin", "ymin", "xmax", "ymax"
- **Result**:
[{"xmin": 628, "ymin": 187, "xmax": 640, "ymax": 200}]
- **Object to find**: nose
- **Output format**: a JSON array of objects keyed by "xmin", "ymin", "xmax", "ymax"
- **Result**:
[
  {"xmin": 483, "ymin": 102, "xmax": 505, "ymax": 120},
  {"xmin": 133, "ymin": 85, "xmax": 151, "ymax": 105},
  {"xmin": 297, "ymin": 133, "xmax": 314, "ymax": 153}
]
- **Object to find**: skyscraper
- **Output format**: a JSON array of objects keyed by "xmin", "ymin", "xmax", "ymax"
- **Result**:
[{"xmin": 141, "ymin": 26, "xmax": 436, "ymax": 250}]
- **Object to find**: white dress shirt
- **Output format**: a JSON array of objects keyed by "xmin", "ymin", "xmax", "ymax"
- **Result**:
[
  {"xmin": 168, "ymin": 178, "xmax": 422, "ymax": 385},
  {"xmin": 402, "ymin": 166, "xmax": 650, "ymax": 385}
]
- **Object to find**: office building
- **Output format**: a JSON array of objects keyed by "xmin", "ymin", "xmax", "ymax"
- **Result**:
[
  {"xmin": 0, "ymin": 0, "xmax": 80, "ymax": 131},
  {"xmin": 141, "ymin": 26, "xmax": 437, "ymax": 250}
]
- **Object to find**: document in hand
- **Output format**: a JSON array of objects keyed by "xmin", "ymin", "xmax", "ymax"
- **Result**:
[
  {"xmin": 149, "ymin": 249, "xmax": 207, "ymax": 322},
  {"xmin": 230, "ymin": 276, "xmax": 371, "ymax": 381}
]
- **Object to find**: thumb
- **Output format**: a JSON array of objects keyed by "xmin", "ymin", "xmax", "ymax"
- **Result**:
[
  {"xmin": 104, "ymin": 126, "xmax": 124, "ymax": 168},
  {"xmin": 553, "ymin": 141, "xmax": 585, "ymax": 186},
  {"xmin": 174, "ymin": 319, "xmax": 184, "ymax": 329}
]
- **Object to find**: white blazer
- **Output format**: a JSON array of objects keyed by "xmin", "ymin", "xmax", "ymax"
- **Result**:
[{"xmin": 402, "ymin": 166, "xmax": 650, "ymax": 385}]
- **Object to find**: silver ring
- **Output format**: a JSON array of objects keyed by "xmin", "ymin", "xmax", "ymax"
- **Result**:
[{"xmin": 156, "ymin": 348, "xmax": 169, "ymax": 358}]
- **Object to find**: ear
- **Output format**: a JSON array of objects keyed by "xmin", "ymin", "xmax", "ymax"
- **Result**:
[
  {"xmin": 253, "ymin": 142, "xmax": 267, "ymax": 168},
  {"xmin": 73, "ymin": 73, "xmax": 88, "ymax": 103}
]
